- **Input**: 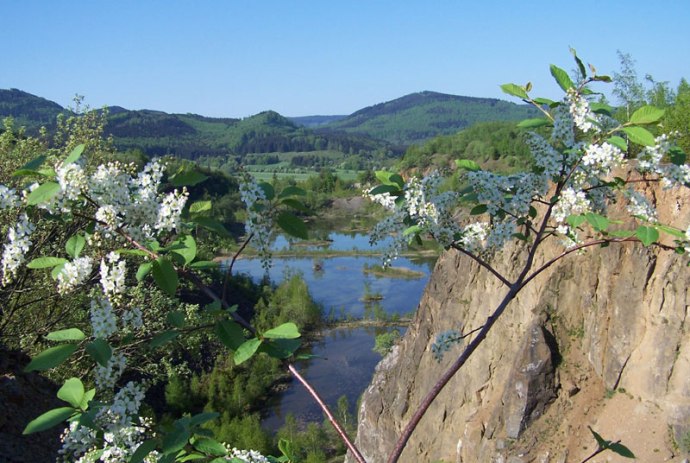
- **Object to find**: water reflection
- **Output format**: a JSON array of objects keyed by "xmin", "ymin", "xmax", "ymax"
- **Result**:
[
  {"xmin": 225, "ymin": 233, "xmax": 435, "ymax": 430},
  {"xmin": 261, "ymin": 326, "xmax": 402, "ymax": 432}
]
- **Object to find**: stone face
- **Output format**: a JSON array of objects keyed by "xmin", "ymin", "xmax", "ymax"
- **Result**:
[
  {"xmin": 500, "ymin": 323, "xmax": 557, "ymax": 439},
  {"xmin": 349, "ymin": 185, "xmax": 690, "ymax": 463}
]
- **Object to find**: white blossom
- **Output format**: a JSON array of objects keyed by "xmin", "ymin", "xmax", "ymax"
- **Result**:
[
  {"xmin": 94, "ymin": 351, "xmax": 126, "ymax": 391},
  {"xmin": 227, "ymin": 448, "xmax": 270, "ymax": 463},
  {"xmin": 239, "ymin": 176, "xmax": 273, "ymax": 270},
  {"xmin": 552, "ymin": 187, "xmax": 591, "ymax": 223},
  {"xmin": 624, "ymin": 189, "xmax": 658, "ymax": 223},
  {"xmin": 90, "ymin": 296, "xmax": 117, "ymax": 339},
  {"xmin": 0, "ymin": 185, "xmax": 20, "ymax": 210},
  {"xmin": 57, "ymin": 256, "xmax": 93, "ymax": 294},
  {"xmin": 100, "ymin": 252, "xmax": 127, "ymax": 297},
  {"xmin": 1, "ymin": 214, "xmax": 35, "ymax": 285},
  {"xmin": 567, "ymin": 89, "xmax": 598, "ymax": 133}
]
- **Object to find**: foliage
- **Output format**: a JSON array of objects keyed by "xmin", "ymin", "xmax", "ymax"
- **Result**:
[
  {"xmin": 399, "ymin": 120, "xmax": 534, "ymax": 174},
  {"xmin": 373, "ymin": 329, "xmax": 401, "ymax": 355}
]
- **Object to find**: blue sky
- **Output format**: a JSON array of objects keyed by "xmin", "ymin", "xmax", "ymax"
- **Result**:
[{"xmin": 3, "ymin": 1, "xmax": 689, "ymax": 118}]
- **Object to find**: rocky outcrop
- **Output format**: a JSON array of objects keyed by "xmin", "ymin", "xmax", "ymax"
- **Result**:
[{"xmin": 350, "ymin": 186, "xmax": 690, "ymax": 462}]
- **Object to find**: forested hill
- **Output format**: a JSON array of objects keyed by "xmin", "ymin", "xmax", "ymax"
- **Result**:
[
  {"xmin": 0, "ymin": 90, "xmax": 389, "ymax": 159},
  {"xmin": 319, "ymin": 91, "xmax": 541, "ymax": 146},
  {"xmin": 0, "ymin": 89, "xmax": 65, "ymax": 130},
  {"xmin": 0, "ymin": 88, "xmax": 537, "ymax": 159}
]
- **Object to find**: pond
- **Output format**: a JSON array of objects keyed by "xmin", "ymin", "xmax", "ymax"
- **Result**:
[{"xmin": 224, "ymin": 232, "xmax": 436, "ymax": 430}]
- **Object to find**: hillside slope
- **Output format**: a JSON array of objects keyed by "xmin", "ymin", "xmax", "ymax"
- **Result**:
[{"xmin": 321, "ymin": 91, "xmax": 540, "ymax": 146}]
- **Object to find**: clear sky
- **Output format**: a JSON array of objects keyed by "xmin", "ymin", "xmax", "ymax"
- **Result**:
[{"xmin": 3, "ymin": 1, "xmax": 689, "ymax": 118}]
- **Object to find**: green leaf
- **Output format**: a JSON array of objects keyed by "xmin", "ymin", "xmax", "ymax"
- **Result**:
[
  {"xmin": 570, "ymin": 47, "xmax": 587, "ymax": 79},
  {"xmin": 136, "ymin": 262, "xmax": 152, "ymax": 282},
  {"xmin": 606, "ymin": 136, "xmax": 628, "ymax": 152},
  {"xmin": 403, "ymin": 225, "xmax": 421, "ymax": 237},
  {"xmin": 470, "ymin": 204, "xmax": 488, "ymax": 215},
  {"xmin": 166, "ymin": 311, "xmax": 186, "ymax": 328},
  {"xmin": 276, "ymin": 211, "xmax": 308, "ymax": 240},
  {"xmin": 656, "ymin": 224, "xmax": 686, "ymax": 239},
  {"xmin": 171, "ymin": 235, "xmax": 197, "ymax": 266},
  {"xmin": 455, "ymin": 159, "xmax": 481, "ymax": 172},
  {"xmin": 629, "ymin": 105, "xmax": 665, "ymax": 125},
  {"xmin": 161, "ymin": 427, "xmax": 191, "ymax": 455},
  {"xmin": 57, "ymin": 378, "xmax": 85, "ymax": 408},
  {"xmin": 46, "ymin": 328, "xmax": 85, "ymax": 342},
  {"xmin": 590, "ymin": 102, "xmax": 614, "ymax": 116},
  {"xmin": 512, "ymin": 232, "xmax": 528, "ymax": 241},
  {"xmin": 592, "ymin": 74, "xmax": 613, "ymax": 83},
  {"xmin": 500, "ymin": 83, "xmax": 528, "ymax": 99},
  {"xmin": 280, "ymin": 198, "xmax": 310, "ymax": 213},
  {"xmin": 189, "ymin": 412, "xmax": 219, "ymax": 427},
  {"xmin": 529, "ymin": 206, "xmax": 537, "ymax": 219},
  {"xmin": 584, "ymin": 213, "xmax": 610, "ymax": 232},
  {"xmin": 669, "ymin": 147, "xmax": 687, "ymax": 166},
  {"xmin": 129, "ymin": 439, "xmax": 158, "ymax": 463},
  {"xmin": 278, "ymin": 186, "xmax": 307, "ymax": 198},
  {"xmin": 65, "ymin": 235, "xmax": 86, "ymax": 259},
  {"xmin": 149, "ymin": 330, "xmax": 179, "ymax": 349},
  {"xmin": 62, "ymin": 144, "xmax": 85, "ymax": 166},
  {"xmin": 192, "ymin": 216, "xmax": 231, "ymax": 237},
  {"xmin": 189, "ymin": 200, "xmax": 212, "ymax": 215},
  {"xmin": 23, "ymin": 407, "xmax": 74, "ymax": 434},
  {"xmin": 26, "ymin": 181, "xmax": 61, "ymax": 206},
  {"xmin": 179, "ymin": 453, "xmax": 207, "ymax": 461},
  {"xmin": 234, "ymin": 338, "xmax": 262, "ymax": 365},
  {"xmin": 51, "ymin": 263, "xmax": 66, "ymax": 280},
  {"xmin": 85, "ymin": 338, "xmax": 112, "ymax": 367},
  {"xmin": 170, "ymin": 170, "xmax": 208, "ymax": 187},
  {"xmin": 517, "ymin": 118, "xmax": 550, "ymax": 129},
  {"xmin": 622, "ymin": 126, "xmax": 656, "ymax": 147},
  {"xmin": 608, "ymin": 442, "xmax": 636, "ymax": 458},
  {"xmin": 263, "ymin": 322, "xmax": 301, "ymax": 340},
  {"xmin": 260, "ymin": 338, "xmax": 301, "ymax": 359},
  {"xmin": 375, "ymin": 170, "xmax": 395, "ymax": 185},
  {"xmin": 16, "ymin": 155, "xmax": 47, "ymax": 173},
  {"xmin": 388, "ymin": 173, "xmax": 405, "ymax": 188},
  {"xmin": 193, "ymin": 438, "xmax": 227, "ymax": 456},
  {"xmin": 81, "ymin": 388, "xmax": 96, "ymax": 410},
  {"xmin": 27, "ymin": 256, "xmax": 68, "ymax": 269},
  {"xmin": 368, "ymin": 184, "xmax": 399, "ymax": 196},
  {"xmin": 257, "ymin": 181, "xmax": 275, "ymax": 200},
  {"xmin": 189, "ymin": 260, "xmax": 218, "ymax": 269},
  {"xmin": 636, "ymin": 225, "xmax": 659, "ymax": 246},
  {"xmin": 533, "ymin": 97, "xmax": 557, "ymax": 106},
  {"xmin": 24, "ymin": 344, "xmax": 78, "ymax": 372},
  {"xmin": 152, "ymin": 257, "xmax": 178, "ymax": 296},
  {"xmin": 216, "ymin": 319, "xmax": 246, "ymax": 350},
  {"xmin": 550, "ymin": 64, "xmax": 574, "ymax": 91}
]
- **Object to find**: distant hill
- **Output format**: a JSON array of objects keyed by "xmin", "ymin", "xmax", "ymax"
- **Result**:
[
  {"xmin": 0, "ymin": 88, "xmax": 538, "ymax": 160},
  {"xmin": 319, "ymin": 91, "xmax": 540, "ymax": 146},
  {"xmin": 0, "ymin": 89, "xmax": 64, "ymax": 131}
]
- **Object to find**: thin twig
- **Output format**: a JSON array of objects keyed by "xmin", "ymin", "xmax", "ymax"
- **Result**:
[
  {"xmin": 451, "ymin": 245, "xmax": 511, "ymax": 287},
  {"xmin": 288, "ymin": 364, "xmax": 367, "ymax": 463}
]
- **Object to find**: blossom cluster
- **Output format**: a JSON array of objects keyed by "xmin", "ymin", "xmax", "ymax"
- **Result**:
[
  {"xmin": 239, "ymin": 175, "xmax": 273, "ymax": 270},
  {"xmin": 227, "ymin": 448, "xmax": 270, "ymax": 463},
  {"xmin": 365, "ymin": 73, "xmax": 690, "ymax": 261},
  {"xmin": 57, "ymin": 256, "xmax": 93, "ymax": 294},
  {"xmin": 1, "ymin": 214, "xmax": 35, "ymax": 285}
]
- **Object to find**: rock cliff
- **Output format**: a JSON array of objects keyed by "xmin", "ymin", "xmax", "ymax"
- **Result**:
[{"xmin": 350, "ymin": 185, "xmax": 690, "ymax": 462}]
